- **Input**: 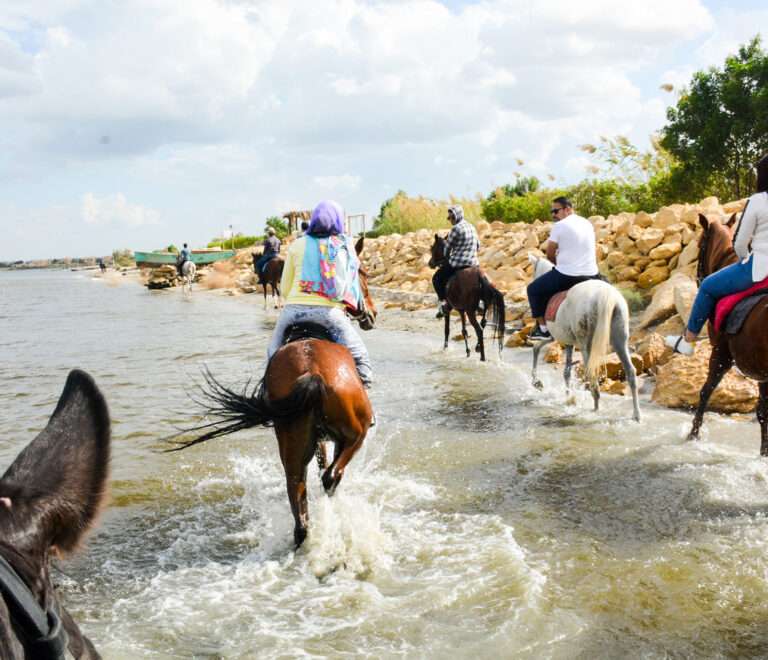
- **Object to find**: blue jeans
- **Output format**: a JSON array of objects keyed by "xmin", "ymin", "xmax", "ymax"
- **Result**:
[
  {"xmin": 255, "ymin": 253, "xmax": 277, "ymax": 274},
  {"xmin": 267, "ymin": 305, "xmax": 373, "ymax": 386},
  {"xmin": 687, "ymin": 255, "xmax": 754, "ymax": 334}
]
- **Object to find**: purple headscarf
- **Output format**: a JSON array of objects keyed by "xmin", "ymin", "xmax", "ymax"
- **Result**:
[{"xmin": 308, "ymin": 200, "xmax": 345, "ymax": 237}]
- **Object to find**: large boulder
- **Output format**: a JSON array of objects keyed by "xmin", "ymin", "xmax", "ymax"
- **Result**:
[
  {"xmin": 637, "ymin": 265, "xmax": 670, "ymax": 290},
  {"xmin": 638, "ymin": 272, "xmax": 694, "ymax": 328},
  {"xmin": 673, "ymin": 278, "xmax": 698, "ymax": 324},
  {"xmin": 648, "ymin": 241, "xmax": 682, "ymax": 260},
  {"xmin": 635, "ymin": 228, "xmax": 665, "ymax": 254},
  {"xmin": 652, "ymin": 340, "xmax": 758, "ymax": 413}
]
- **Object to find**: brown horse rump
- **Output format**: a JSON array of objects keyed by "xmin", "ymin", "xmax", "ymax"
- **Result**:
[
  {"xmin": 725, "ymin": 292, "xmax": 768, "ymax": 335},
  {"xmin": 545, "ymin": 291, "xmax": 568, "ymax": 323}
]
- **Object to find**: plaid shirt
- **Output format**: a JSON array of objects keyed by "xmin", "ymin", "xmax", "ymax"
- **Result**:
[{"xmin": 446, "ymin": 219, "xmax": 480, "ymax": 268}]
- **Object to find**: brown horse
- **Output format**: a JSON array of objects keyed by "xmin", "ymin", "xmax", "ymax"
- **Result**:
[
  {"xmin": 0, "ymin": 370, "xmax": 110, "ymax": 659},
  {"xmin": 173, "ymin": 237, "xmax": 376, "ymax": 547},
  {"xmin": 689, "ymin": 213, "xmax": 768, "ymax": 454},
  {"xmin": 428, "ymin": 234, "xmax": 506, "ymax": 361},
  {"xmin": 253, "ymin": 253, "xmax": 284, "ymax": 309}
]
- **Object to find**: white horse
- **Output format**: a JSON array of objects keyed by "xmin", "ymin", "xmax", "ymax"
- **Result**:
[
  {"xmin": 529, "ymin": 255, "xmax": 640, "ymax": 421},
  {"xmin": 180, "ymin": 260, "xmax": 196, "ymax": 296}
]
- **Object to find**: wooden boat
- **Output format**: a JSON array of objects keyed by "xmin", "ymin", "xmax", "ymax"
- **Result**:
[{"xmin": 134, "ymin": 249, "xmax": 236, "ymax": 268}]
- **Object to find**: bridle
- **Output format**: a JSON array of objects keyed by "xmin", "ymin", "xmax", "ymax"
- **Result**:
[
  {"xmin": 0, "ymin": 552, "xmax": 68, "ymax": 659},
  {"xmin": 696, "ymin": 227, "xmax": 710, "ymax": 286},
  {"xmin": 428, "ymin": 236, "xmax": 447, "ymax": 269}
]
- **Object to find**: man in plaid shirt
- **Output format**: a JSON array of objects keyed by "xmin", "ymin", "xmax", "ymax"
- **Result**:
[{"xmin": 432, "ymin": 205, "xmax": 480, "ymax": 317}]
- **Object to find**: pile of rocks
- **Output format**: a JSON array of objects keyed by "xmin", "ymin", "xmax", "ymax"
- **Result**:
[{"xmin": 359, "ymin": 196, "xmax": 760, "ymax": 412}]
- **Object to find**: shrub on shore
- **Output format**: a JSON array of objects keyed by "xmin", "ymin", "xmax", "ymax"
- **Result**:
[
  {"xmin": 371, "ymin": 191, "xmax": 482, "ymax": 236},
  {"xmin": 208, "ymin": 235, "xmax": 260, "ymax": 250}
]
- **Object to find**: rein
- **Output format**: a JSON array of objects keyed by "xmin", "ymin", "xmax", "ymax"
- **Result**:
[{"xmin": 0, "ymin": 554, "xmax": 68, "ymax": 659}]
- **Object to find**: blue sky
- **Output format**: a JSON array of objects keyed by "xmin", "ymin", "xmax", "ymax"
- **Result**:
[{"xmin": 0, "ymin": 0, "xmax": 765, "ymax": 261}]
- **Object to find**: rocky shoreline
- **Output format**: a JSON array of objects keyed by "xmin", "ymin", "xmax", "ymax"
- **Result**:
[{"xmin": 139, "ymin": 197, "xmax": 759, "ymax": 415}]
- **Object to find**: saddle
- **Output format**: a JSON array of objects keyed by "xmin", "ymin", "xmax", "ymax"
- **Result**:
[
  {"xmin": 545, "ymin": 291, "xmax": 568, "ymax": 323},
  {"xmin": 282, "ymin": 322, "xmax": 334, "ymax": 346},
  {"xmin": 713, "ymin": 276, "xmax": 768, "ymax": 333}
]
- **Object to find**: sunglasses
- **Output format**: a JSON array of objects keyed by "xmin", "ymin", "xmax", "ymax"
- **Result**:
[{"xmin": 550, "ymin": 208, "xmax": 562, "ymax": 215}]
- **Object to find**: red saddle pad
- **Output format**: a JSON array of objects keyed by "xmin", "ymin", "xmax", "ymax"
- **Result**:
[
  {"xmin": 545, "ymin": 291, "xmax": 568, "ymax": 323},
  {"xmin": 713, "ymin": 276, "xmax": 768, "ymax": 333}
]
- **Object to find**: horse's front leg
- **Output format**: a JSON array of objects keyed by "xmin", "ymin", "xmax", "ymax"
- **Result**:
[
  {"xmin": 443, "ymin": 308, "xmax": 451, "ymax": 350},
  {"xmin": 758, "ymin": 382, "xmax": 768, "ymax": 456},
  {"xmin": 689, "ymin": 341, "xmax": 733, "ymax": 441},
  {"xmin": 460, "ymin": 312, "xmax": 470, "ymax": 357},
  {"xmin": 468, "ymin": 311, "xmax": 485, "ymax": 361}
]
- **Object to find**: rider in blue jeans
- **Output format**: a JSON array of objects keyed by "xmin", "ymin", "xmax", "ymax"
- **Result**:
[{"xmin": 667, "ymin": 153, "xmax": 768, "ymax": 355}]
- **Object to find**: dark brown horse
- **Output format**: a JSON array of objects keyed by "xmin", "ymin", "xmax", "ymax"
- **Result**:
[
  {"xmin": 253, "ymin": 253, "xmax": 284, "ymax": 309},
  {"xmin": 0, "ymin": 370, "xmax": 110, "ymax": 659},
  {"xmin": 173, "ymin": 238, "xmax": 376, "ymax": 547},
  {"xmin": 428, "ymin": 234, "xmax": 506, "ymax": 361},
  {"xmin": 689, "ymin": 213, "xmax": 768, "ymax": 454}
]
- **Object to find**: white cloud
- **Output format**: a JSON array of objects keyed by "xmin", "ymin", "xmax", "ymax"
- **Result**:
[
  {"xmin": 313, "ymin": 174, "xmax": 362, "ymax": 191},
  {"xmin": 82, "ymin": 193, "xmax": 160, "ymax": 226}
]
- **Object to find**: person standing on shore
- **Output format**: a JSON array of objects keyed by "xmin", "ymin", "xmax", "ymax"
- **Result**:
[{"xmin": 526, "ymin": 196, "xmax": 600, "ymax": 340}]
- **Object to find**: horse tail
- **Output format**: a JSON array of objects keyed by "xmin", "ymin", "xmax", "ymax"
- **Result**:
[
  {"xmin": 585, "ymin": 286, "xmax": 617, "ymax": 384},
  {"xmin": 480, "ymin": 275, "xmax": 506, "ymax": 353},
  {"xmin": 167, "ymin": 367, "xmax": 325, "ymax": 451}
]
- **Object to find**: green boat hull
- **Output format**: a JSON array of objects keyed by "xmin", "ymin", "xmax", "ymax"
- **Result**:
[{"xmin": 134, "ymin": 250, "xmax": 236, "ymax": 267}]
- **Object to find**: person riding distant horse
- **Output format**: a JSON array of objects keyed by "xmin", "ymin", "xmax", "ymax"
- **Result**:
[
  {"xmin": 666, "ymin": 154, "xmax": 768, "ymax": 355},
  {"xmin": 433, "ymin": 205, "xmax": 480, "ymax": 318},
  {"xmin": 254, "ymin": 228, "xmax": 282, "ymax": 284},
  {"xmin": 526, "ymin": 196, "xmax": 600, "ymax": 340},
  {"xmin": 266, "ymin": 200, "xmax": 373, "ymax": 388},
  {"xmin": 177, "ymin": 243, "xmax": 191, "ymax": 277}
]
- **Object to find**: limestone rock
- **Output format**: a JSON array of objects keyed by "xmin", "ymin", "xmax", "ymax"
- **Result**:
[
  {"xmin": 655, "ymin": 314, "xmax": 685, "ymax": 336},
  {"xmin": 638, "ymin": 272, "xmax": 693, "ymax": 328},
  {"xmin": 654, "ymin": 207, "xmax": 680, "ymax": 230},
  {"xmin": 635, "ymin": 211, "xmax": 654, "ymax": 228},
  {"xmin": 605, "ymin": 251, "xmax": 628, "ymax": 267},
  {"xmin": 602, "ymin": 352, "xmax": 644, "ymax": 380},
  {"xmin": 648, "ymin": 241, "xmax": 682, "ymax": 260},
  {"xmin": 674, "ymin": 278, "xmax": 698, "ymax": 324},
  {"xmin": 652, "ymin": 340, "xmax": 758, "ymax": 413},
  {"xmin": 635, "ymin": 228, "xmax": 665, "ymax": 254},
  {"xmin": 637, "ymin": 265, "xmax": 670, "ymax": 290},
  {"xmin": 634, "ymin": 332, "xmax": 672, "ymax": 373}
]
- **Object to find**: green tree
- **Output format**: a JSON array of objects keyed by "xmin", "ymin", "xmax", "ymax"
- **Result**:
[
  {"xmin": 661, "ymin": 36, "xmax": 768, "ymax": 200},
  {"xmin": 265, "ymin": 216, "xmax": 289, "ymax": 239}
]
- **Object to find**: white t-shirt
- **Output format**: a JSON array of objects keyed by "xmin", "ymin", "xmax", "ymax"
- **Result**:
[
  {"xmin": 549, "ymin": 213, "xmax": 598, "ymax": 277},
  {"xmin": 734, "ymin": 191, "xmax": 768, "ymax": 281}
]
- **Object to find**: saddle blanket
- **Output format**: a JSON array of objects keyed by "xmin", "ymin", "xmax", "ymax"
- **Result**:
[
  {"xmin": 713, "ymin": 276, "xmax": 768, "ymax": 333},
  {"xmin": 724, "ymin": 293, "xmax": 768, "ymax": 335},
  {"xmin": 545, "ymin": 291, "xmax": 568, "ymax": 323}
]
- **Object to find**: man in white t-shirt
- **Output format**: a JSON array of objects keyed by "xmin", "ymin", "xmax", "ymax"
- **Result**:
[{"xmin": 527, "ymin": 196, "xmax": 600, "ymax": 340}]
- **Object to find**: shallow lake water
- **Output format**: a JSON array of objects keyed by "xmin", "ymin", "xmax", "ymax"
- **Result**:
[{"xmin": 2, "ymin": 270, "xmax": 768, "ymax": 658}]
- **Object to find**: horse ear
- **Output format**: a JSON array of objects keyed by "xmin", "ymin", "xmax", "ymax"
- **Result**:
[
  {"xmin": 355, "ymin": 236, "xmax": 365, "ymax": 255},
  {"xmin": 0, "ymin": 370, "xmax": 110, "ymax": 556},
  {"xmin": 698, "ymin": 213, "xmax": 709, "ymax": 231},
  {"xmin": 726, "ymin": 212, "xmax": 738, "ymax": 228}
]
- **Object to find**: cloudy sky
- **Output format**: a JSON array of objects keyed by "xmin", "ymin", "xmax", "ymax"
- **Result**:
[{"xmin": 0, "ymin": 0, "xmax": 765, "ymax": 260}]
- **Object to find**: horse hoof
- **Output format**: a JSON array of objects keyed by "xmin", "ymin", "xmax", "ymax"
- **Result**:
[
  {"xmin": 294, "ymin": 527, "xmax": 307, "ymax": 548},
  {"xmin": 533, "ymin": 380, "xmax": 544, "ymax": 391}
]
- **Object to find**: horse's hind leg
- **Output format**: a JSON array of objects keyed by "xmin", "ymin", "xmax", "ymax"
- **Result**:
[
  {"xmin": 758, "ymin": 382, "xmax": 768, "ymax": 456},
  {"xmin": 563, "ymin": 345, "xmax": 574, "ymax": 401},
  {"xmin": 689, "ymin": 341, "xmax": 733, "ymax": 441},
  {"xmin": 469, "ymin": 311, "xmax": 485, "ymax": 361},
  {"xmin": 276, "ymin": 420, "xmax": 315, "ymax": 547},
  {"xmin": 531, "ymin": 338, "xmax": 552, "ymax": 390},
  {"xmin": 460, "ymin": 312, "xmax": 470, "ymax": 357},
  {"xmin": 612, "ymin": 322, "xmax": 640, "ymax": 422},
  {"xmin": 322, "ymin": 433, "xmax": 365, "ymax": 496}
]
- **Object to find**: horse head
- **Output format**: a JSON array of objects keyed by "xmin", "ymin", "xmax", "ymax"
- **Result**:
[
  {"xmin": 0, "ymin": 370, "xmax": 110, "ymax": 659},
  {"xmin": 428, "ymin": 234, "xmax": 447, "ymax": 269},
  {"xmin": 528, "ymin": 252, "xmax": 554, "ymax": 280},
  {"xmin": 355, "ymin": 236, "xmax": 377, "ymax": 331},
  {"xmin": 696, "ymin": 213, "xmax": 739, "ymax": 284}
]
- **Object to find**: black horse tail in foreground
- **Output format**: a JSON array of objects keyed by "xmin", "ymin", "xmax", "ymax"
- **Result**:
[
  {"xmin": 480, "ymin": 275, "xmax": 506, "ymax": 354},
  {"xmin": 170, "ymin": 367, "xmax": 327, "ymax": 449}
]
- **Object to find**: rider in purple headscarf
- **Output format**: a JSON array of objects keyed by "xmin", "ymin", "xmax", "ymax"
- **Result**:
[
  {"xmin": 307, "ymin": 200, "xmax": 345, "ymax": 237},
  {"xmin": 266, "ymin": 200, "xmax": 373, "ymax": 388}
]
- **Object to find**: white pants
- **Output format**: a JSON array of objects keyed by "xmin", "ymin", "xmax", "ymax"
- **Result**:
[{"xmin": 267, "ymin": 305, "xmax": 373, "ymax": 386}]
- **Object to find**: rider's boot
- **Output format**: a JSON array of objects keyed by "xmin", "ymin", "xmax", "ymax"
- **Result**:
[{"xmin": 436, "ymin": 301, "xmax": 448, "ymax": 319}]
